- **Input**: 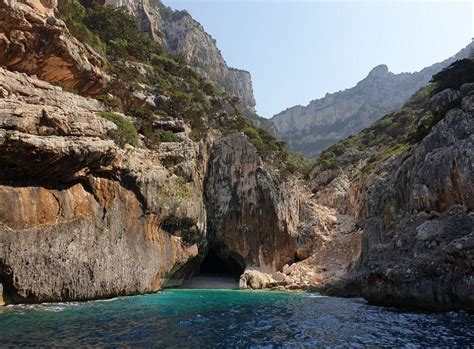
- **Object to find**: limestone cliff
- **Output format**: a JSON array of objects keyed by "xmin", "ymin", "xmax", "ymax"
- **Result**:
[
  {"xmin": 0, "ymin": 67, "xmax": 207, "ymax": 303},
  {"xmin": 0, "ymin": 0, "xmax": 109, "ymax": 95},
  {"xmin": 272, "ymin": 43, "xmax": 474, "ymax": 158},
  {"xmin": 104, "ymin": 0, "xmax": 257, "ymax": 111},
  {"xmin": 0, "ymin": 1, "xmax": 311, "ymax": 304},
  {"xmin": 305, "ymin": 60, "xmax": 474, "ymax": 311}
]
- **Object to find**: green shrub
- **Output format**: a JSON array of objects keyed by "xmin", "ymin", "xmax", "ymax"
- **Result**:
[
  {"xmin": 83, "ymin": 6, "xmax": 161, "ymax": 61},
  {"xmin": 152, "ymin": 130, "xmax": 182, "ymax": 143},
  {"xmin": 57, "ymin": 0, "xmax": 106, "ymax": 55},
  {"xmin": 98, "ymin": 112, "xmax": 138, "ymax": 146}
]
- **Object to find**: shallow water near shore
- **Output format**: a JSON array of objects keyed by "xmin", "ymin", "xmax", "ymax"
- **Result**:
[{"xmin": 0, "ymin": 289, "xmax": 473, "ymax": 347}]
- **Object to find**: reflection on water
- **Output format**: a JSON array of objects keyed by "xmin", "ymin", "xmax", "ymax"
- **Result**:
[{"xmin": 0, "ymin": 289, "xmax": 473, "ymax": 347}]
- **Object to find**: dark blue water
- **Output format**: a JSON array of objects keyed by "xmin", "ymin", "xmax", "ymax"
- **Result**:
[{"xmin": 0, "ymin": 289, "xmax": 473, "ymax": 347}]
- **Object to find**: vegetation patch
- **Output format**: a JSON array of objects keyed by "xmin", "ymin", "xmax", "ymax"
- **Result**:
[
  {"xmin": 98, "ymin": 112, "xmax": 139, "ymax": 147},
  {"xmin": 58, "ymin": 0, "xmax": 312, "ymax": 177}
]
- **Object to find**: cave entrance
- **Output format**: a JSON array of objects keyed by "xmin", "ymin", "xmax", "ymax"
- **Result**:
[
  {"xmin": 181, "ymin": 248, "xmax": 245, "ymax": 289},
  {"xmin": 199, "ymin": 249, "xmax": 244, "ymax": 276}
]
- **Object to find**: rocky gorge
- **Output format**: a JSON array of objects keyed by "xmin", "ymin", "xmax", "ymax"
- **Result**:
[{"xmin": 0, "ymin": 0, "xmax": 472, "ymax": 313}]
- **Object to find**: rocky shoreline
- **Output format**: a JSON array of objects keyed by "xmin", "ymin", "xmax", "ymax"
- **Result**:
[{"xmin": 0, "ymin": 0, "xmax": 472, "ymax": 312}]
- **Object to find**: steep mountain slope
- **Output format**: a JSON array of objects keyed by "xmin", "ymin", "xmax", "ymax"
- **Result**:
[
  {"xmin": 103, "ymin": 0, "xmax": 256, "ymax": 112},
  {"xmin": 272, "ymin": 43, "xmax": 473, "ymax": 158},
  {"xmin": 290, "ymin": 59, "xmax": 474, "ymax": 310}
]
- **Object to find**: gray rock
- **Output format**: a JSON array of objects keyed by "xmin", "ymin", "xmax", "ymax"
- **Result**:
[
  {"xmin": 239, "ymin": 270, "xmax": 274, "ymax": 289},
  {"xmin": 272, "ymin": 271, "xmax": 287, "ymax": 283},
  {"xmin": 429, "ymin": 89, "xmax": 461, "ymax": 115},
  {"xmin": 271, "ymin": 43, "xmax": 473, "ymax": 157},
  {"xmin": 460, "ymin": 82, "xmax": 474, "ymax": 95}
]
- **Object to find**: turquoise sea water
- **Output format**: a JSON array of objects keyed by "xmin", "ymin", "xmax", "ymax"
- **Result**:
[{"xmin": 0, "ymin": 289, "xmax": 473, "ymax": 347}]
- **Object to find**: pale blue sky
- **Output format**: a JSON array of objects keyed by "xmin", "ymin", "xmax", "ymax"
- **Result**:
[{"xmin": 166, "ymin": 0, "xmax": 473, "ymax": 118}]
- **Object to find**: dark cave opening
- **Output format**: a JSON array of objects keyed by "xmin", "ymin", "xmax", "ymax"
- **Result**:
[
  {"xmin": 179, "ymin": 247, "xmax": 245, "ymax": 289},
  {"xmin": 198, "ymin": 249, "xmax": 244, "ymax": 277}
]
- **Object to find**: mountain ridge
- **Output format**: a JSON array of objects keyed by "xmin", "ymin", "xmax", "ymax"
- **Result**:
[{"xmin": 271, "ymin": 41, "xmax": 474, "ymax": 158}]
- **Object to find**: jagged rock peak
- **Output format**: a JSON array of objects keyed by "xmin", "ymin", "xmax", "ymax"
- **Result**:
[
  {"xmin": 367, "ymin": 64, "xmax": 390, "ymax": 78},
  {"xmin": 271, "ymin": 42, "xmax": 474, "ymax": 158}
]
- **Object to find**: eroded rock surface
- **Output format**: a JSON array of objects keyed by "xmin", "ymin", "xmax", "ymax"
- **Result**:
[
  {"xmin": 0, "ymin": 68, "xmax": 206, "ymax": 303},
  {"xmin": 0, "ymin": 0, "xmax": 109, "ymax": 94},
  {"xmin": 311, "ymin": 81, "xmax": 474, "ymax": 311}
]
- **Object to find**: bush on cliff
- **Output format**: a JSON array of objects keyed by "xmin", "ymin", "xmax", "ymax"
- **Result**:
[
  {"xmin": 57, "ymin": 0, "xmax": 106, "ymax": 55},
  {"xmin": 99, "ymin": 112, "xmax": 139, "ymax": 147}
]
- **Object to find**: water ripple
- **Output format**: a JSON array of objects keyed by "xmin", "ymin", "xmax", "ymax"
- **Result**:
[{"xmin": 0, "ymin": 290, "xmax": 473, "ymax": 347}]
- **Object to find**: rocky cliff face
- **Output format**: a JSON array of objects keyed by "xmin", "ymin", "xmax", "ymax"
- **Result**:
[
  {"xmin": 272, "ymin": 43, "xmax": 473, "ymax": 158},
  {"xmin": 104, "ymin": 0, "xmax": 256, "ymax": 111},
  {"xmin": 306, "ymin": 60, "xmax": 474, "ymax": 311},
  {"xmin": 205, "ymin": 133, "xmax": 298, "ymax": 273},
  {"xmin": 0, "ymin": 66, "xmax": 316, "ymax": 302},
  {"xmin": 0, "ymin": 0, "xmax": 315, "ymax": 304},
  {"xmin": 0, "ymin": 66, "xmax": 206, "ymax": 303},
  {"xmin": 0, "ymin": 0, "xmax": 109, "ymax": 95}
]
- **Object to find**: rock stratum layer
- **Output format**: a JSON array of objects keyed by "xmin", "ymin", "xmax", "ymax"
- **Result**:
[
  {"xmin": 0, "ymin": 0, "xmax": 109, "ymax": 95},
  {"xmin": 272, "ymin": 43, "xmax": 473, "ymax": 157}
]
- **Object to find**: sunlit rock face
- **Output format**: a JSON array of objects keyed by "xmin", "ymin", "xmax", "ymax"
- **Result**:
[
  {"xmin": 271, "ymin": 43, "xmax": 473, "ymax": 158},
  {"xmin": 104, "ymin": 0, "xmax": 257, "ymax": 111},
  {"xmin": 0, "ymin": 0, "xmax": 109, "ymax": 95},
  {"xmin": 0, "ymin": 67, "xmax": 207, "ymax": 303}
]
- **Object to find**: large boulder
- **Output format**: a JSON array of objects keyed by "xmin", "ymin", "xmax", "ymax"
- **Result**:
[{"xmin": 239, "ymin": 270, "xmax": 274, "ymax": 289}]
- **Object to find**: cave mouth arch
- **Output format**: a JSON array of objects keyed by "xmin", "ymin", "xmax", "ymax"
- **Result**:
[
  {"xmin": 198, "ymin": 248, "xmax": 245, "ymax": 277},
  {"xmin": 179, "ymin": 246, "xmax": 246, "ymax": 289}
]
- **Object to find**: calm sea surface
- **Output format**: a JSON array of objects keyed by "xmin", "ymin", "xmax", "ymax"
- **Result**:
[{"xmin": 0, "ymin": 289, "xmax": 473, "ymax": 347}]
